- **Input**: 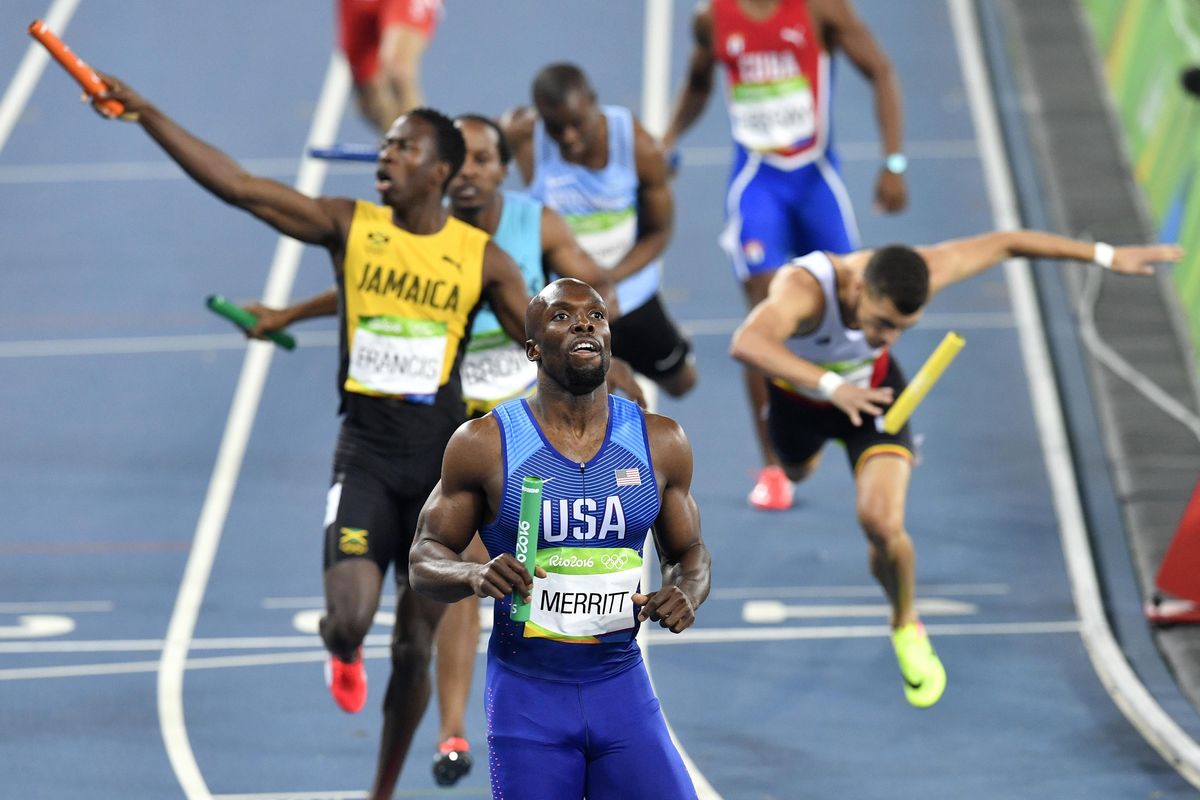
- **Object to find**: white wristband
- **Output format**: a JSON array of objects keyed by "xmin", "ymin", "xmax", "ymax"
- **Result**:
[
  {"xmin": 816, "ymin": 370, "xmax": 846, "ymax": 401},
  {"xmin": 1093, "ymin": 242, "xmax": 1115, "ymax": 269}
]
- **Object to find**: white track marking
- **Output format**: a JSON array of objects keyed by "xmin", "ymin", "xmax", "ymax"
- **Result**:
[
  {"xmin": 0, "ymin": 621, "xmax": 1080, "ymax": 680},
  {"xmin": 712, "ymin": 582, "xmax": 1009, "ymax": 600},
  {"xmin": 155, "ymin": 54, "xmax": 351, "ymax": 800},
  {"xmin": 0, "ymin": 310, "xmax": 1014, "ymax": 360},
  {"xmin": 742, "ymin": 598, "xmax": 977, "ymax": 623},
  {"xmin": 0, "ymin": 600, "xmax": 112, "ymax": 613},
  {"xmin": 0, "ymin": 139, "xmax": 979, "ymax": 184},
  {"xmin": 948, "ymin": 0, "xmax": 1200, "ymax": 787},
  {"xmin": 640, "ymin": 3, "xmax": 722, "ymax": 798},
  {"xmin": 0, "ymin": 0, "xmax": 82, "ymax": 153}
]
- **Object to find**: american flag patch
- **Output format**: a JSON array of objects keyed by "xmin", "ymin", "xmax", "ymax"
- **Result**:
[{"xmin": 614, "ymin": 467, "xmax": 641, "ymax": 487}]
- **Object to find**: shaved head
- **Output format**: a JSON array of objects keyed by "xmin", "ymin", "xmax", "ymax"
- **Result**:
[{"xmin": 525, "ymin": 278, "xmax": 603, "ymax": 341}]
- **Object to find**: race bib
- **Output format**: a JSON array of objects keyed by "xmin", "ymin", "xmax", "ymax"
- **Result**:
[
  {"xmin": 461, "ymin": 330, "xmax": 538, "ymax": 404},
  {"xmin": 567, "ymin": 208, "xmax": 637, "ymax": 270},
  {"xmin": 527, "ymin": 547, "xmax": 642, "ymax": 641},
  {"xmin": 730, "ymin": 76, "xmax": 816, "ymax": 152},
  {"xmin": 347, "ymin": 315, "xmax": 447, "ymax": 398}
]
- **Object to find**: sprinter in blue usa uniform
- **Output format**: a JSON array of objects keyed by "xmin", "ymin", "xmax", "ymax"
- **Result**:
[{"xmin": 410, "ymin": 278, "xmax": 711, "ymax": 799}]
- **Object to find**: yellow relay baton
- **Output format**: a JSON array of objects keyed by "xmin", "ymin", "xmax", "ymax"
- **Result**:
[{"xmin": 876, "ymin": 332, "xmax": 966, "ymax": 434}]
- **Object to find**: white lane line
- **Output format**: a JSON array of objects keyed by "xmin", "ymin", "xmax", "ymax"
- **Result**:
[
  {"xmin": 948, "ymin": 0, "xmax": 1200, "ymax": 788},
  {"xmin": 0, "ymin": 600, "xmax": 113, "ymax": 613},
  {"xmin": 155, "ymin": 54, "xmax": 351, "ymax": 800},
  {"xmin": 0, "ymin": 332, "xmax": 331, "ymax": 358},
  {"xmin": 0, "ymin": 158, "xmax": 367, "ymax": 184},
  {"xmin": 0, "ymin": 621, "xmax": 1081, "ymax": 680},
  {"xmin": 646, "ymin": 620, "xmax": 1082, "ymax": 645},
  {"xmin": 0, "ymin": 0, "xmax": 81, "ymax": 153},
  {"xmin": 0, "ymin": 310, "xmax": 1016, "ymax": 359},
  {"xmin": 641, "ymin": 4, "xmax": 721, "ymax": 797},
  {"xmin": 0, "ymin": 139, "xmax": 980, "ymax": 184},
  {"xmin": 712, "ymin": 582, "xmax": 1009, "ymax": 600},
  {"xmin": 741, "ymin": 598, "xmax": 977, "ymax": 623}
]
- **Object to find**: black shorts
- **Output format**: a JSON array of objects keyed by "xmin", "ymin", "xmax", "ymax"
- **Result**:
[
  {"xmin": 609, "ymin": 294, "xmax": 693, "ymax": 380},
  {"xmin": 323, "ymin": 409, "xmax": 457, "ymax": 578},
  {"xmin": 767, "ymin": 355, "xmax": 915, "ymax": 474}
]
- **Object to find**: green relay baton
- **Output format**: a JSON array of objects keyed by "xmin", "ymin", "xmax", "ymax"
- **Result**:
[
  {"xmin": 510, "ymin": 476, "xmax": 544, "ymax": 623},
  {"xmin": 206, "ymin": 294, "xmax": 297, "ymax": 351}
]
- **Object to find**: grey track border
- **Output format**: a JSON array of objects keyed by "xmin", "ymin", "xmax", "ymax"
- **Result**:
[{"xmin": 977, "ymin": 0, "xmax": 1200, "ymax": 768}]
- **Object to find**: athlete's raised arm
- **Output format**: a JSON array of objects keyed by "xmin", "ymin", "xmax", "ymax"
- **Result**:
[
  {"xmin": 663, "ymin": 2, "xmax": 717, "ymax": 152},
  {"xmin": 410, "ymin": 418, "xmax": 543, "ymax": 604},
  {"xmin": 632, "ymin": 415, "xmax": 710, "ymax": 634},
  {"xmin": 918, "ymin": 230, "xmax": 1182, "ymax": 295},
  {"xmin": 818, "ymin": 0, "xmax": 906, "ymax": 213},
  {"xmin": 95, "ymin": 74, "xmax": 350, "ymax": 249}
]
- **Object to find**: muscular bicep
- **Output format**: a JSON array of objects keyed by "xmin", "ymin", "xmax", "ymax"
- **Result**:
[
  {"xmin": 415, "ymin": 423, "xmax": 494, "ymax": 554},
  {"xmin": 648, "ymin": 416, "xmax": 702, "ymax": 562},
  {"xmin": 634, "ymin": 127, "xmax": 673, "ymax": 236},
  {"xmin": 237, "ymin": 181, "xmax": 349, "ymax": 248}
]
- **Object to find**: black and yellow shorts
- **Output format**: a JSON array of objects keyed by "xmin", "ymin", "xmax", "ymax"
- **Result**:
[{"xmin": 766, "ymin": 356, "xmax": 914, "ymax": 475}]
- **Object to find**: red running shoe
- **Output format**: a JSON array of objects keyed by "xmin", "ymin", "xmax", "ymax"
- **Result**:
[
  {"xmin": 432, "ymin": 736, "xmax": 473, "ymax": 786},
  {"xmin": 748, "ymin": 465, "xmax": 794, "ymax": 510},
  {"xmin": 324, "ymin": 647, "xmax": 367, "ymax": 714}
]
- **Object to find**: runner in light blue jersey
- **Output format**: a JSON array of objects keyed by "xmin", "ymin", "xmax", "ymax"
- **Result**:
[
  {"xmin": 411, "ymin": 278, "xmax": 711, "ymax": 799},
  {"xmin": 504, "ymin": 63, "xmax": 699, "ymax": 398}
]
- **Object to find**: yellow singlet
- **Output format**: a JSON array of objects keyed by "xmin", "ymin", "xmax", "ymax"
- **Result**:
[{"xmin": 340, "ymin": 200, "xmax": 487, "ymax": 402}]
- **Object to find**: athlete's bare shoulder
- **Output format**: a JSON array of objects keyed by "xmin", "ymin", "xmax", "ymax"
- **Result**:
[
  {"xmin": 644, "ymin": 413, "xmax": 694, "ymax": 477},
  {"xmin": 443, "ymin": 414, "xmax": 502, "ymax": 485}
]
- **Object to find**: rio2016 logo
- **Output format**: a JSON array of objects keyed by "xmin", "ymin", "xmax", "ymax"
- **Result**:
[{"xmin": 516, "ymin": 520, "xmax": 531, "ymax": 564}]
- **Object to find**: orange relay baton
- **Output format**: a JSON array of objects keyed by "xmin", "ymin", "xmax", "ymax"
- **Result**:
[{"xmin": 28, "ymin": 19, "xmax": 125, "ymax": 118}]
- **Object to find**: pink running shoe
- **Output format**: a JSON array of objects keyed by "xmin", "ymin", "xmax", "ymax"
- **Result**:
[
  {"xmin": 324, "ymin": 647, "xmax": 367, "ymax": 714},
  {"xmin": 748, "ymin": 466, "xmax": 794, "ymax": 511}
]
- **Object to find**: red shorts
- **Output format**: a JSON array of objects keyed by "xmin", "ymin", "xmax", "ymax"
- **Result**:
[{"xmin": 337, "ymin": 0, "xmax": 442, "ymax": 84}]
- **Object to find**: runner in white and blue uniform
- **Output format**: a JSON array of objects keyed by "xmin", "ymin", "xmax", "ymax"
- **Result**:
[
  {"xmin": 505, "ymin": 63, "xmax": 699, "ymax": 398},
  {"xmin": 410, "ymin": 278, "xmax": 711, "ymax": 799}
]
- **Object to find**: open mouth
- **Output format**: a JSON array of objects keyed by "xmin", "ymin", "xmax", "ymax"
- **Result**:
[
  {"xmin": 375, "ymin": 170, "xmax": 392, "ymax": 193},
  {"xmin": 569, "ymin": 338, "xmax": 601, "ymax": 356}
]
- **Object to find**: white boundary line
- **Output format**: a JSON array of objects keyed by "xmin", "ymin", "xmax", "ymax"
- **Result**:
[
  {"xmin": 0, "ymin": 310, "xmax": 1017, "ymax": 359},
  {"xmin": 948, "ymin": 0, "xmax": 1200, "ymax": 788},
  {"xmin": 0, "ymin": 619, "xmax": 1081, "ymax": 680},
  {"xmin": 155, "ymin": 54, "xmax": 352, "ymax": 800},
  {"xmin": 640, "ymin": 3, "xmax": 722, "ymax": 799},
  {"xmin": 0, "ymin": 0, "xmax": 82, "ymax": 153}
]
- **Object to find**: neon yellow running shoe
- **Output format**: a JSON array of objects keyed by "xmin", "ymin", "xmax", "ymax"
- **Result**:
[{"xmin": 891, "ymin": 623, "xmax": 946, "ymax": 708}]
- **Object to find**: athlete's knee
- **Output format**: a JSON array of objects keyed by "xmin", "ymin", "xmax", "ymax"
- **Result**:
[
  {"xmin": 780, "ymin": 449, "xmax": 821, "ymax": 482},
  {"xmin": 389, "ymin": 632, "xmax": 435, "ymax": 674},
  {"xmin": 856, "ymin": 500, "xmax": 905, "ymax": 546},
  {"xmin": 320, "ymin": 607, "xmax": 374, "ymax": 656},
  {"xmin": 781, "ymin": 460, "xmax": 816, "ymax": 483}
]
